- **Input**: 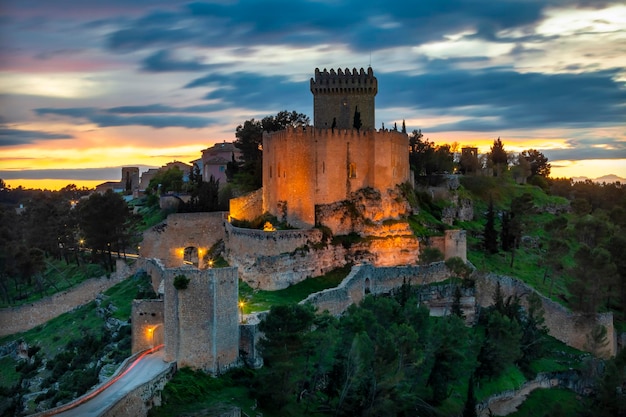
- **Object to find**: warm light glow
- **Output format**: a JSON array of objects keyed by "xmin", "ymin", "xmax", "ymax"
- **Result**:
[
  {"xmin": 208, "ymin": 259, "xmax": 214, "ymax": 268},
  {"xmin": 263, "ymin": 221, "xmax": 276, "ymax": 232}
]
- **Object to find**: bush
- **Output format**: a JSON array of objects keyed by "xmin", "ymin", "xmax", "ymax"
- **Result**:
[{"xmin": 173, "ymin": 274, "xmax": 190, "ymax": 290}]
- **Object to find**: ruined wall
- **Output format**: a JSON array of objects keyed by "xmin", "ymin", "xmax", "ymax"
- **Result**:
[
  {"xmin": 425, "ymin": 229, "xmax": 467, "ymax": 262},
  {"xmin": 302, "ymin": 262, "xmax": 452, "ymax": 315},
  {"xmin": 131, "ymin": 299, "xmax": 164, "ymax": 354},
  {"xmin": 229, "ymin": 188, "xmax": 263, "ymax": 222},
  {"xmin": 475, "ymin": 273, "xmax": 616, "ymax": 358},
  {"xmin": 0, "ymin": 259, "xmax": 131, "ymax": 337},
  {"xmin": 162, "ymin": 266, "xmax": 239, "ymax": 373},
  {"xmin": 140, "ymin": 212, "xmax": 227, "ymax": 269}
]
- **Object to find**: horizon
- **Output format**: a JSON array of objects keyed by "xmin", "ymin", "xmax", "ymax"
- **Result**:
[{"xmin": 1, "ymin": 1, "xmax": 625, "ymax": 188}]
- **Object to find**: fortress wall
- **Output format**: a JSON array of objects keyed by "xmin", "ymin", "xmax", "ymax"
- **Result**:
[
  {"xmin": 0, "ymin": 259, "xmax": 131, "ymax": 337},
  {"xmin": 140, "ymin": 212, "xmax": 227, "ymax": 268},
  {"xmin": 162, "ymin": 266, "xmax": 239, "ymax": 373},
  {"xmin": 236, "ymin": 244, "xmax": 351, "ymax": 290},
  {"xmin": 224, "ymin": 221, "xmax": 323, "ymax": 258},
  {"xmin": 131, "ymin": 299, "xmax": 164, "ymax": 354},
  {"xmin": 302, "ymin": 262, "xmax": 451, "ymax": 315},
  {"xmin": 229, "ymin": 188, "xmax": 263, "ymax": 222},
  {"xmin": 475, "ymin": 273, "xmax": 616, "ymax": 358},
  {"xmin": 263, "ymin": 127, "xmax": 410, "ymax": 228}
]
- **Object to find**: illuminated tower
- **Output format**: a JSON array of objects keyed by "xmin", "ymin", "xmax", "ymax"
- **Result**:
[{"xmin": 310, "ymin": 67, "xmax": 378, "ymax": 130}]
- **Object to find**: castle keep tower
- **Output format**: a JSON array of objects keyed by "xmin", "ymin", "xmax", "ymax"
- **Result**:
[
  {"xmin": 254, "ymin": 67, "xmax": 409, "ymax": 229},
  {"xmin": 310, "ymin": 67, "xmax": 377, "ymax": 130}
]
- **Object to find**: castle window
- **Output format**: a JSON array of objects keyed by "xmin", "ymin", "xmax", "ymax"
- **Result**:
[
  {"xmin": 269, "ymin": 166, "xmax": 272, "ymax": 178},
  {"xmin": 349, "ymin": 163, "xmax": 357, "ymax": 179},
  {"xmin": 322, "ymin": 161, "xmax": 325, "ymax": 174}
]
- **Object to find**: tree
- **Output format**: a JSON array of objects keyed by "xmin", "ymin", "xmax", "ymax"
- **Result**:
[
  {"xmin": 401, "ymin": 119, "xmax": 406, "ymax": 133},
  {"xmin": 476, "ymin": 310, "xmax": 523, "ymax": 379},
  {"xmin": 483, "ymin": 199, "xmax": 498, "ymax": 254},
  {"xmin": 489, "ymin": 137, "xmax": 508, "ymax": 176},
  {"xmin": 148, "ymin": 166, "xmax": 184, "ymax": 194},
  {"xmin": 459, "ymin": 149, "xmax": 481, "ymax": 175},
  {"xmin": 234, "ymin": 110, "xmax": 310, "ymax": 191},
  {"xmin": 76, "ymin": 190, "xmax": 133, "ymax": 270},
  {"xmin": 521, "ymin": 149, "xmax": 551, "ymax": 178},
  {"xmin": 463, "ymin": 376, "xmax": 477, "ymax": 417},
  {"xmin": 567, "ymin": 245, "xmax": 617, "ymax": 314}
]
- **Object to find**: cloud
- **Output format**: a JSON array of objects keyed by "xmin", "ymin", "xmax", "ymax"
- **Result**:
[
  {"xmin": 0, "ymin": 128, "xmax": 74, "ymax": 147},
  {"xmin": 140, "ymin": 50, "xmax": 215, "ymax": 72},
  {"xmin": 378, "ymin": 65, "xmax": 626, "ymax": 131},
  {"xmin": 186, "ymin": 72, "xmax": 309, "ymax": 113},
  {"xmin": 35, "ymin": 107, "xmax": 216, "ymax": 129},
  {"xmin": 107, "ymin": 103, "xmax": 222, "ymax": 114},
  {"xmin": 0, "ymin": 166, "xmax": 156, "ymax": 181}
]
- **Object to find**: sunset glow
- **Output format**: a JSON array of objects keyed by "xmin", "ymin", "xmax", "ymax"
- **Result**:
[{"xmin": 1, "ymin": 0, "xmax": 624, "ymax": 190}]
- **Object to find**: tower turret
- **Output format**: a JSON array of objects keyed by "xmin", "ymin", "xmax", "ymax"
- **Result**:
[{"xmin": 310, "ymin": 67, "xmax": 377, "ymax": 130}]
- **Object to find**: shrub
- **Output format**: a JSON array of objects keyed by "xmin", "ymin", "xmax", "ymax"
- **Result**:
[{"xmin": 173, "ymin": 274, "xmax": 190, "ymax": 290}]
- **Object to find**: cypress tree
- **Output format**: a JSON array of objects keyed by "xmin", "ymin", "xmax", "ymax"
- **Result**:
[
  {"xmin": 463, "ymin": 376, "xmax": 477, "ymax": 417},
  {"xmin": 483, "ymin": 199, "xmax": 498, "ymax": 254}
]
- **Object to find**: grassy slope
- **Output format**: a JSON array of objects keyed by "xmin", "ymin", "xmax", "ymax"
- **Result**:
[{"xmin": 239, "ymin": 266, "xmax": 351, "ymax": 313}]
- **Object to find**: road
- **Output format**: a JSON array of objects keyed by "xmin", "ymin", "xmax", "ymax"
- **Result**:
[{"xmin": 43, "ymin": 346, "xmax": 171, "ymax": 417}]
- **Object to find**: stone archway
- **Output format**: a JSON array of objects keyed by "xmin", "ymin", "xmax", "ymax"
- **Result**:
[
  {"xmin": 183, "ymin": 246, "xmax": 199, "ymax": 267},
  {"xmin": 364, "ymin": 277, "xmax": 371, "ymax": 294}
]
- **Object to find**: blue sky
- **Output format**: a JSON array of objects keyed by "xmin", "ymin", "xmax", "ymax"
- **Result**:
[{"xmin": 1, "ymin": 0, "xmax": 625, "ymax": 188}]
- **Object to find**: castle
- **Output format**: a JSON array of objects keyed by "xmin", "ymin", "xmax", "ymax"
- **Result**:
[{"xmin": 134, "ymin": 67, "xmax": 468, "ymax": 374}]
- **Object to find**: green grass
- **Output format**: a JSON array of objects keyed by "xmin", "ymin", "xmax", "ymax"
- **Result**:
[
  {"xmin": 507, "ymin": 388, "xmax": 584, "ymax": 417},
  {"xmin": 475, "ymin": 365, "xmax": 527, "ymax": 401},
  {"xmin": 0, "ymin": 273, "xmax": 152, "ymax": 369},
  {"xmin": 239, "ymin": 266, "xmax": 351, "ymax": 313},
  {"xmin": 1, "ymin": 259, "xmax": 107, "ymax": 308}
]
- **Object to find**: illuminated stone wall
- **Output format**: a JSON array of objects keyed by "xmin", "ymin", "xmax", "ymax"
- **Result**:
[
  {"xmin": 140, "ymin": 212, "xmax": 227, "ymax": 269},
  {"xmin": 263, "ymin": 126, "xmax": 410, "ymax": 229},
  {"xmin": 229, "ymin": 188, "xmax": 263, "ymax": 222},
  {"xmin": 131, "ymin": 299, "xmax": 164, "ymax": 354}
]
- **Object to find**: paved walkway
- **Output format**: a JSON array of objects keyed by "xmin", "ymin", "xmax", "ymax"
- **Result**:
[{"xmin": 37, "ymin": 346, "xmax": 170, "ymax": 417}]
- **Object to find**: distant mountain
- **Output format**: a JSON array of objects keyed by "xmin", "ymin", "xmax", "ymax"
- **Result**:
[{"xmin": 571, "ymin": 174, "xmax": 625, "ymax": 183}]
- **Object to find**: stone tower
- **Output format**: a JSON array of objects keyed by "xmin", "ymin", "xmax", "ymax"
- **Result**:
[
  {"xmin": 310, "ymin": 67, "xmax": 377, "ymax": 130},
  {"xmin": 121, "ymin": 166, "xmax": 139, "ymax": 192}
]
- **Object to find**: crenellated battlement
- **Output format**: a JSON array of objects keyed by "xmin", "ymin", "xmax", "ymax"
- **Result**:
[
  {"xmin": 265, "ymin": 125, "xmax": 407, "ymax": 141},
  {"xmin": 310, "ymin": 67, "xmax": 377, "ymax": 95}
]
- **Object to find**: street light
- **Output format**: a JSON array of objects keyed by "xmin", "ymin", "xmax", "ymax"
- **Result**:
[{"xmin": 238, "ymin": 301, "xmax": 245, "ymax": 323}]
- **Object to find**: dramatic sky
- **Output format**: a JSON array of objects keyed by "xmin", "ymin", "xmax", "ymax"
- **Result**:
[{"xmin": 1, "ymin": 0, "xmax": 625, "ymax": 190}]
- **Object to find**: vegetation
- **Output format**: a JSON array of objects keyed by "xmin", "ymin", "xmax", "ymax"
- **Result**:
[{"xmin": 0, "ymin": 272, "xmax": 155, "ymax": 415}]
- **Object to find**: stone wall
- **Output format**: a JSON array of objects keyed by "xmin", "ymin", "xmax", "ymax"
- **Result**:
[
  {"xmin": 475, "ymin": 273, "xmax": 616, "ymax": 358},
  {"xmin": 140, "ymin": 212, "xmax": 227, "ymax": 269},
  {"xmin": 302, "ymin": 262, "xmax": 452, "ymax": 315},
  {"xmin": 263, "ymin": 126, "xmax": 410, "ymax": 228},
  {"xmin": 229, "ymin": 188, "xmax": 263, "ymax": 222},
  {"xmin": 100, "ymin": 362, "xmax": 176, "ymax": 417},
  {"xmin": 0, "ymin": 259, "xmax": 131, "ymax": 337},
  {"xmin": 161, "ymin": 265, "xmax": 240, "ymax": 373},
  {"xmin": 131, "ymin": 299, "xmax": 165, "ymax": 354},
  {"xmin": 426, "ymin": 229, "xmax": 468, "ymax": 262}
]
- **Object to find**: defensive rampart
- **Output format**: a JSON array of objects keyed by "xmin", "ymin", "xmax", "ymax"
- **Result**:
[
  {"xmin": 140, "ymin": 212, "xmax": 227, "ymax": 269},
  {"xmin": 302, "ymin": 262, "xmax": 451, "ymax": 315},
  {"xmin": 475, "ymin": 273, "xmax": 616, "ymax": 358},
  {"xmin": 229, "ymin": 188, "xmax": 263, "ymax": 222},
  {"xmin": 0, "ymin": 259, "xmax": 131, "ymax": 337}
]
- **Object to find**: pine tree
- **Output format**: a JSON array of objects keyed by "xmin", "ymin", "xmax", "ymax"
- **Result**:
[
  {"xmin": 463, "ymin": 376, "xmax": 477, "ymax": 417},
  {"xmin": 401, "ymin": 119, "xmax": 406, "ymax": 133},
  {"xmin": 483, "ymin": 199, "xmax": 498, "ymax": 253}
]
